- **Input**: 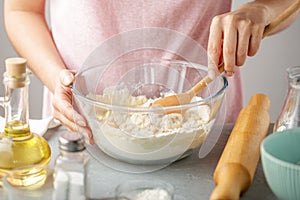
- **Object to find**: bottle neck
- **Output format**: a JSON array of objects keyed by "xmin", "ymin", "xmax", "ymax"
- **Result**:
[
  {"xmin": 289, "ymin": 76, "xmax": 300, "ymax": 89},
  {"xmin": 287, "ymin": 66, "xmax": 300, "ymax": 89},
  {"xmin": 3, "ymin": 72, "xmax": 31, "ymax": 138}
]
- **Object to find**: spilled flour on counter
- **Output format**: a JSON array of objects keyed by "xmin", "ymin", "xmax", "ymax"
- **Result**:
[{"xmin": 133, "ymin": 188, "xmax": 172, "ymax": 200}]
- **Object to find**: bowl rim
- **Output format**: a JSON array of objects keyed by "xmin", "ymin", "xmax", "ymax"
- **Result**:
[
  {"xmin": 70, "ymin": 60, "xmax": 228, "ymax": 112},
  {"xmin": 261, "ymin": 128, "xmax": 300, "ymax": 170}
]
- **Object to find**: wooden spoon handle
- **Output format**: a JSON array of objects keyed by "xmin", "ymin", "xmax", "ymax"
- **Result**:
[
  {"xmin": 263, "ymin": 0, "xmax": 300, "ymax": 37},
  {"xmin": 190, "ymin": 1, "xmax": 300, "ymax": 96}
]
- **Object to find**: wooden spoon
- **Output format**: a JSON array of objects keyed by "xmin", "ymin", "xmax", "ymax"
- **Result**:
[{"xmin": 152, "ymin": 0, "xmax": 300, "ymax": 107}]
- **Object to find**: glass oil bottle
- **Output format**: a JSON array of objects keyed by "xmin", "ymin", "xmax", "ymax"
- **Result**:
[
  {"xmin": 274, "ymin": 66, "xmax": 300, "ymax": 132},
  {"xmin": 0, "ymin": 57, "xmax": 51, "ymax": 187}
]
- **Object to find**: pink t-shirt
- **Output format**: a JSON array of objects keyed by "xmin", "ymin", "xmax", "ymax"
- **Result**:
[{"xmin": 46, "ymin": 0, "xmax": 242, "ymax": 123}]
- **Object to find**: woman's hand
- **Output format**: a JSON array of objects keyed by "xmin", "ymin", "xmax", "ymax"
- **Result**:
[
  {"xmin": 52, "ymin": 70, "xmax": 94, "ymax": 144},
  {"xmin": 207, "ymin": 3, "xmax": 270, "ymax": 78}
]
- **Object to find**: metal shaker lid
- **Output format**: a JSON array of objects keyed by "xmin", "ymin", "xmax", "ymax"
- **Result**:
[{"xmin": 58, "ymin": 132, "xmax": 85, "ymax": 152}]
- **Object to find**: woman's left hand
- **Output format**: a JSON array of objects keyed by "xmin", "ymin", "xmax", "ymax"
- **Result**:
[{"xmin": 52, "ymin": 69, "xmax": 94, "ymax": 144}]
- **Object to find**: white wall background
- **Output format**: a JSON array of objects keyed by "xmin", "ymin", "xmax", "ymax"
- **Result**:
[
  {"xmin": 1, "ymin": 1, "xmax": 300, "ymax": 122},
  {"xmin": 232, "ymin": 1, "xmax": 300, "ymax": 122}
]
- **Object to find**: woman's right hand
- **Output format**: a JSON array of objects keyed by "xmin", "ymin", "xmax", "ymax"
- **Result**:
[{"xmin": 52, "ymin": 70, "xmax": 94, "ymax": 144}]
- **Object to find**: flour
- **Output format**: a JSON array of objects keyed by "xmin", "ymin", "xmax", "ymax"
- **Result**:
[
  {"xmin": 86, "ymin": 87, "xmax": 213, "ymax": 163},
  {"xmin": 88, "ymin": 87, "xmax": 210, "ymax": 138},
  {"xmin": 133, "ymin": 188, "xmax": 172, "ymax": 200}
]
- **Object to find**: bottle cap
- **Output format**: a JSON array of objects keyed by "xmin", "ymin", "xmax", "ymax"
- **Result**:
[
  {"xmin": 5, "ymin": 57, "xmax": 27, "ymax": 77},
  {"xmin": 59, "ymin": 132, "xmax": 86, "ymax": 152}
]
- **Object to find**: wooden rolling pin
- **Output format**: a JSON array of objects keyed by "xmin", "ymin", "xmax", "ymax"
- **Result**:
[{"xmin": 210, "ymin": 93, "xmax": 270, "ymax": 200}]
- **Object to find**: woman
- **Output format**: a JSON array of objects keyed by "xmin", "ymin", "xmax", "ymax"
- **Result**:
[{"xmin": 4, "ymin": 0, "xmax": 298, "ymax": 144}]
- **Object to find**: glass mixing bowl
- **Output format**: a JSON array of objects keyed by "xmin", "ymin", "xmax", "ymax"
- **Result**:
[{"xmin": 71, "ymin": 60, "xmax": 227, "ymax": 166}]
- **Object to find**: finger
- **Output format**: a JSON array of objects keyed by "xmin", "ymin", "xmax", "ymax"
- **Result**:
[
  {"xmin": 59, "ymin": 69, "xmax": 76, "ymax": 86},
  {"xmin": 53, "ymin": 94, "xmax": 87, "ymax": 128},
  {"xmin": 56, "ymin": 111, "xmax": 94, "ymax": 145},
  {"xmin": 52, "ymin": 86, "xmax": 75, "ymax": 121},
  {"xmin": 53, "ymin": 80, "xmax": 86, "ymax": 125},
  {"xmin": 52, "ymin": 85, "xmax": 93, "ymax": 144},
  {"xmin": 77, "ymin": 126, "xmax": 94, "ymax": 145},
  {"xmin": 208, "ymin": 57, "xmax": 220, "ymax": 79},
  {"xmin": 236, "ymin": 21, "xmax": 251, "ymax": 66},
  {"xmin": 248, "ymin": 24, "xmax": 264, "ymax": 56},
  {"xmin": 208, "ymin": 16, "xmax": 223, "ymax": 69},
  {"xmin": 223, "ymin": 23, "xmax": 237, "ymax": 73}
]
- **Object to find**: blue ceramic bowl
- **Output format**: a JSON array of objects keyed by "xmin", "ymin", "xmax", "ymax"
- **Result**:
[{"xmin": 261, "ymin": 128, "xmax": 300, "ymax": 200}]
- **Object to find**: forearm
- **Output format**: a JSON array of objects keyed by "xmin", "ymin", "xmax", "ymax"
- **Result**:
[
  {"xmin": 4, "ymin": 2, "xmax": 65, "ymax": 93},
  {"xmin": 241, "ymin": 0, "xmax": 299, "ymax": 34}
]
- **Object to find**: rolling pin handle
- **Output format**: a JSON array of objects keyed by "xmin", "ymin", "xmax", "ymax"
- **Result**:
[
  {"xmin": 210, "ymin": 163, "xmax": 252, "ymax": 200},
  {"xmin": 249, "ymin": 93, "xmax": 270, "ymax": 111}
]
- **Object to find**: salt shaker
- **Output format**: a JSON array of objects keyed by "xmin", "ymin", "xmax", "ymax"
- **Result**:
[
  {"xmin": 274, "ymin": 66, "xmax": 300, "ymax": 132},
  {"xmin": 53, "ymin": 132, "xmax": 89, "ymax": 200}
]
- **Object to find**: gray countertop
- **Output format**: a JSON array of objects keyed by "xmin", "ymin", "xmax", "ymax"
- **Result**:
[
  {"xmin": 42, "ymin": 124, "xmax": 277, "ymax": 200},
  {"xmin": 0, "ymin": 124, "xmax": 276, "ymax": 199}
]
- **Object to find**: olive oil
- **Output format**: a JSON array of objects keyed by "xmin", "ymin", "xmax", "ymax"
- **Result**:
[
  {"xmin": 0, "ymin": 58, "xmax": 51, "ymax": 188},
  {"xmin": 0, "ymin": 121, "xmax": 51, "ymax": 187}
]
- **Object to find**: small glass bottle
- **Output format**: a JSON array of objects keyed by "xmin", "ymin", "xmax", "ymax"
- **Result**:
[
  {"xmin": 0, "ymin": 57, "xmax": 51, "ymax": 187},
  {"xmin": 53, "ymin": 131, "xmax": 89, "ymax": 200},
  {"xmin": 274, "ymin": 66, "xmax": 300, "ymax": 132}
]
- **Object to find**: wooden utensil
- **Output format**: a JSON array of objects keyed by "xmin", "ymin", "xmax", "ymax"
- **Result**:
[
  {"xmin": 151, "ymin": 0, "xmax": 300, "ymax": 107},
  {"xmin": 209, "ymin": 93, "xmax": 270, "ymax": 200}
]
